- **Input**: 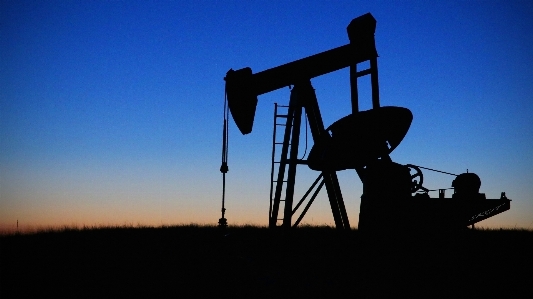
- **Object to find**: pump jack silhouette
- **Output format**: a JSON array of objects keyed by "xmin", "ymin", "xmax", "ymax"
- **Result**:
[{"xmin": 221, "ymin": 13, "xmax": 510, "ymax": 231}]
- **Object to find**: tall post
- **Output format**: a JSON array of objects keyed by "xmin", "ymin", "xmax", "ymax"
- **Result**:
[
  {"xmin": 350, "ymin": 64, "xmax": 359, "ymax": 114},
  {"xmin": 370, "ymin": 57, "xmax": 380, "ymax": 109}
]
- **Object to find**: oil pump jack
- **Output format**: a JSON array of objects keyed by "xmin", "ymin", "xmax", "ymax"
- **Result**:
[{"xmin": 220, "ymin": 13, "xmax": 510, "ymax": 231}]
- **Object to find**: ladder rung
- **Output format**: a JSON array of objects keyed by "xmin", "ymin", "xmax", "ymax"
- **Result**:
[{"xmin": 356, "ymin": 68, "xmax": 372, "ymax": 77}]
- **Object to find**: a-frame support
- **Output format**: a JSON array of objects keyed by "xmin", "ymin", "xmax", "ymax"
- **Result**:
[
  {"xmin": 269, "ymin": 54, "xmax": 381, "ymax": 230},
  {"xmin": 269, "ymin": 81, "xmax": 350, "ymax": 230}
]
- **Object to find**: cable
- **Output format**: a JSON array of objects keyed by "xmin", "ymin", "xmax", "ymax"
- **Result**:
[
  {"xmin": 300, "ymin": 111, "xmax": 308, "ymax": 159},
  {"xmin": 218, "ymin": 89, "xmax": 229, "ymax": 228},
  {"xmin": 410, "ymin": 164, "xmax": 457, "ymax": 176}
]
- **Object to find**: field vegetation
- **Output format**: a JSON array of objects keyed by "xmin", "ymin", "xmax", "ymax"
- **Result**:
[{"xmin": 1, "ymin": 225, "xmax": 532, "ymax": 298}]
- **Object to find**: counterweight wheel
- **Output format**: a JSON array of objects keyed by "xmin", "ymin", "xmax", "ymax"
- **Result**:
[{"xmin": 406, "ymin": 164, "xmax": 424, "ymax": 193}]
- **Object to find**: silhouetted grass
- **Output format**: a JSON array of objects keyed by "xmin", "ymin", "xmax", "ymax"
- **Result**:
[{"xmin": 1, "ymin": 225, "xmax": 532, "ymax": 298}]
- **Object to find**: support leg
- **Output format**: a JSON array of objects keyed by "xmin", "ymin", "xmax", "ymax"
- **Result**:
[
  {"xmin": 282, "ymin": 102, "xmax": 302, "ymax": 228},
  {"xmin": 296, "ymin": 81, "xmax": 351, "ymax": 230}
]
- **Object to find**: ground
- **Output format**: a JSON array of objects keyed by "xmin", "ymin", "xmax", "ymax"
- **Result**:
[{"xmin": 1, "ymin": 225, "xmax": 532, "ymax": 298}]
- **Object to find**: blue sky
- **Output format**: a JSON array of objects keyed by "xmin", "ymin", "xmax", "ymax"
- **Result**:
[{"xmin": 1, "ymin": 0, "xmax": 532, "ymax": 230}]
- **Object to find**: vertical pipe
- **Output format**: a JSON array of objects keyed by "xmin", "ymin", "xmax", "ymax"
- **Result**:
[
  {"xmin": 350, "ymin": 64, "xmax": 359, "ymax": 114},
  {"xmin": 370, "ymin": 57, "xmax": 380, "ymax": 109}
]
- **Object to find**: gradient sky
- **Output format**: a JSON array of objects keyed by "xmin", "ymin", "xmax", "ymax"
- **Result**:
[{"xmin": 1, "ymin": 0, "xmax": 532, "ymax": 231}]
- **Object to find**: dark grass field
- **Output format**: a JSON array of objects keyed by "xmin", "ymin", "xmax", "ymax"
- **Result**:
[{"xmin": 1, "ymin": 225, "xmax": 532, "ymax": 298}]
